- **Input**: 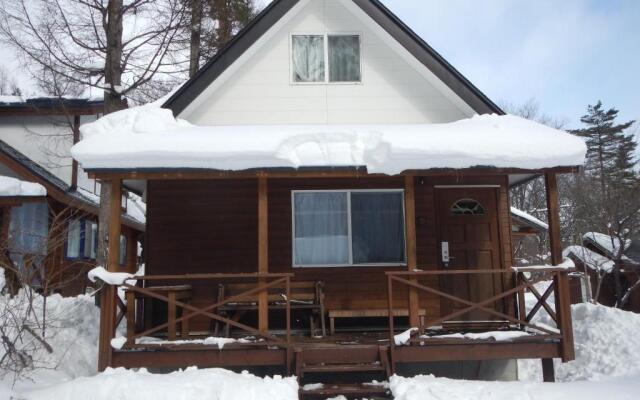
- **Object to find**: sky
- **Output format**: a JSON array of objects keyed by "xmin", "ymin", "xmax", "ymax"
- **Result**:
[
  {"xmin": 378, "ymin": 0, "xmax": 640, "ymax": 131},
  {"xmin": 3, "ymin": 0, "xmax": 639, "ymax": 134}
]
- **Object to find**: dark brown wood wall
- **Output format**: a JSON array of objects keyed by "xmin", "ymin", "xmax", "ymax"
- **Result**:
[{"xmin": 146, "ymin": 175, "xmax": 513, "ymax": 315}]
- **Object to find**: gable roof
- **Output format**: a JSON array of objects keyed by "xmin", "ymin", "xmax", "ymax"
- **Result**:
[
  {"xmin": 163, "ymin": 0, "xmax": 503, "ymax": 117},
  {"xmin": 0, "ymin": 139, "xmax": 144, "ymax": 231}
]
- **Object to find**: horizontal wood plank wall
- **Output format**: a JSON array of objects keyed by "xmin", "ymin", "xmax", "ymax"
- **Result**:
[{"xmin": 145, "ymin": 175, "xmax": 514, "ymax": 326}]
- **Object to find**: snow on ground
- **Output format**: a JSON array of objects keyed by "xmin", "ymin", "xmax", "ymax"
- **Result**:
[
  {"xmin": 518, "ymin": 302, "xmax": 640, "ymax": 382},
  {"xmin": 0, "ymin": 176, "xmax": 46, "ymax": 197},
  {"xmin": 72, "ymin": 104, "xmax": 587, "ymax": 174},
  {"xmin": 21, "ymin": 367, "xmax": 298, "ymax": 400},
  {"xmin": 0, "ymin": 270, "xmax": 100, "ymax": 396},
  {"xmin": 390, "ymin": 374, "xmax": 638, "ymax": 400}
]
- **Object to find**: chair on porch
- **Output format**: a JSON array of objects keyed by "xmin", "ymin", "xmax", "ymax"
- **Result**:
[{"xmin": 215, "ymin": 280, "xmax": 326, "ymax": 337}]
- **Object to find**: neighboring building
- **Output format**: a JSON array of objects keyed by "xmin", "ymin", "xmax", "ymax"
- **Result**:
[
  {"xmin": 0, "ymin": 97, "xmax": 144, "ymax": 296},
  {"xmin": 564, "ymin": 232, "xmax": 640, "ymax": 312},
  {"xmin": 73, "ymin": 0, "xmax": 586, "ymax": 393},
  {"xmin": 510, "ymin": 207, "xmax": 549, "ymax": 266}
]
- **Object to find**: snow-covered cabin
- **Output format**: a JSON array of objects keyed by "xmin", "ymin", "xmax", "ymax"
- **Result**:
[
  {"xmin": 0, "ymin": 97, "xmax": 144, "ymax": 295},
  {"xmin": 73, "ymin": 0, "xmax": 587, "ymax": 386}
]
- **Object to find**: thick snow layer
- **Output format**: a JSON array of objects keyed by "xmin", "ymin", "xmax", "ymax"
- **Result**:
[
  {"xmin": 519, "ymin": 302, "xmax": 640, "ymax": 382},
  {"xmin": 390, "ymin": 374, "xmax": 639, "ymax": 400},
  {"xmin": 394, "ymin": 328, "xmax": 418, "ymax": 345},
  {"xmin": 564, "ymin": 245, "xmax": 615, "ymax": 273},
  {"xmin": 583, "ymin": 232, "xmax": 631, "ymax": 258},
  {"xmin": 72, "ymin": 105, "xmax": 587, "ymax": 174},
  {"xmin": 510, "ymin": 207, "xmax": 549, "ymax": 230},
  {"xmin": 22, "ymin": 367, "xmax": 299, "ymax": 400},
  {"xmin": 88, "ymin": 266, "xmax": 135, "ymax": 285},
  {"xmin": 0, "ymin": 175, "xmax": 46, "ymax": 197}
]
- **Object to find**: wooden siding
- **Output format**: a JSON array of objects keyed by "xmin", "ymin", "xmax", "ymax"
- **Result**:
[{"xmin": 145, "ymin": 175, "xmax": 514, "ymax": 322}]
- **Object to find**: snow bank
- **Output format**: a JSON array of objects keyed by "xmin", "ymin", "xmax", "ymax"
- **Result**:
[
  {"xmin": 72, "ymin": 105, "xmax": 587, "ymax": 174},
  {"xmin": 22, "ymin": 367, "xmax": 299, "ymax": 400},
  {"xmin": 519, "ymin": 303, "xmax": 640, "ymax": 382},
  {"xmin": 0, "ymin": 268, "xmax": 100, "ymax": 389},
  {"xmin": 390, "ymin": 374, "xmax": 638, "ymax": 400},
  {"xmin": 0, "ymin": 175, "xmax": 46, "ymax": 197}
]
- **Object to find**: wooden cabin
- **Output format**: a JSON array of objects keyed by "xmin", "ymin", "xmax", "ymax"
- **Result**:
[{"xmin": 75, "ymin": 0, "xmax": 586, "ymax": 390}]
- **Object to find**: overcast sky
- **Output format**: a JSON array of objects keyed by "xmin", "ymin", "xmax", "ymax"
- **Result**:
[{"xmin": 379, "ymin": 0, "xmax": 640, "ymax": 131}]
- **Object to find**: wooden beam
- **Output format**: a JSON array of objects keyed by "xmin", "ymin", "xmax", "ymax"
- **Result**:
[
  {"xmin": 404, "ymin": 176, "xmax": 419, "ymax": 327},
  {"xmin": 545, "ymin": 173, "xmax": 562, "ymax": 266},
  {"xmin": 125, "ymin": 229, "xmax": 138, "ymax": 274},
  {"xmin": 89, "ymin": 166, "xmax": 581, "ymax": 181},
  {"xmin": 541, "ymin": 358, "xmax": 555, "ymax": 382},
  {"xmin": 71, "ymin": 114, "xmax": 81, "ymax": 190},
  {"xmin": 257, "ymin": 176, "xmax": 269, "ymax": 332},
  {"xmin": 98, "ymin": 179, "xmax": 122, "ymax": 371}
]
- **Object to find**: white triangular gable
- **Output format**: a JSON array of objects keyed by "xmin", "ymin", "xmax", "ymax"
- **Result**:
[{"xmin": 179, "ymin": 0, "xmax": 478, "ymax": 125}]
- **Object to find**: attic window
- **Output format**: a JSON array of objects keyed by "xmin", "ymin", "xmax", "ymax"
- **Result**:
[
  {"xmin": 450, "ymin": 198, "xmax": 486, "ymax": 215},
  {"xmin": 291, "ymin": 34, "xmax": 361, "ymax": 83}
]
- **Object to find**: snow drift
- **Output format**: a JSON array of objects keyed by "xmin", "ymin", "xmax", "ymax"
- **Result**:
[
  {"xmin": 0, "ymin": 175, "xmax": 46, "ymax": 197},
  {"xmin": 72, "ymin": 104, "xmax": 587, "ymax": 174}
]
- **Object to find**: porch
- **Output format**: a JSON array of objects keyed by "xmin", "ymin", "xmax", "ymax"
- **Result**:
[
  {"xmin": 97, "ymin": 265, "xmax": 573, "ymax": 382},
  {"xmin": 92, "ymin": 168, "xmax": 575, "ymax": 383}
]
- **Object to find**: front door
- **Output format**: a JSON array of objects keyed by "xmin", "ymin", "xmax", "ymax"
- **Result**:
[{"xmin": 435, "ymin": 187, "xmax": 504, "ymax": 323}]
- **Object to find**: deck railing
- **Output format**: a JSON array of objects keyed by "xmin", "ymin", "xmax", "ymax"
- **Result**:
[
  {"xmin": 386, "ymin": 267, "xmax": 575, "ymax": 369},
  {"xmin": 105, "ymin": 272, "xmax": 294, "ymax": 369}
]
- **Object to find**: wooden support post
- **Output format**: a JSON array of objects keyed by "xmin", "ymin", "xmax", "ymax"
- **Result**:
[
  {"xmin": 125, "ymin": 229, "xmax": 137, "ymax": 274},
  {"xmin": 541, "ymin": 358, "xmax": 555, "ymax": 382},
  {"xmin": 404, "ymin": 176, "xmax": 420, "ymax": 328},
  {"xmin": 545, "ymin": 173, "xmax": 562, "ymax": 266},
  {"xmin": 257, "ymin": 176, "xmax": 269, "ymax": 332},
  {"xmin": 98, "ymin": 179, "xmax": 121, "ymax": 371},
  {"xmin": 125, "ymin": 291, "xmax": 135, "ymax": 346},
  {"xmin": 554, "ymin": 272, "xmax": 576, "ymax": 362}
]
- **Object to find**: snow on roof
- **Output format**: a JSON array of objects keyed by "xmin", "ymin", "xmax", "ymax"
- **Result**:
[
  {"xmin": 0, "ymin": 175, "xmax": 46, "ymax": 197},
  {"xmin": 563, "ymin": 245, "xmax": 615, "ymax": 273},
  {"xmin": 583, "ymin": 232, "xmax": 631, "ymax": 258},
  {"xmin": 510, "ymin": 207, "xmax": 549, "ymax": 230},
  {"xmin": 71, "ymin": 104, "xmax": 587, "ymax": 175},
  {"xmin": 0, "ymin": 95, "xmax": 24, "ymax": 104}
]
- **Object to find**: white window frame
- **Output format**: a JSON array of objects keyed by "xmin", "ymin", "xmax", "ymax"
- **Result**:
[
  {"xmin": 291, "ymin": 189, "xmax": 406, "ymax": 268},
  {"xmin": 289, "ymin": 32, "xmax": 363, "ymax": 85}
]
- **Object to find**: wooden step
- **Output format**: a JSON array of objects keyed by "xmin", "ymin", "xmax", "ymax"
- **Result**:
[
  {"xmin": 300, "ymin": 383, "xmax": 390, "ymax": 399},
  {"xmin": 301, "ymin": 362, "xmax": 385, "ymax": 373}
]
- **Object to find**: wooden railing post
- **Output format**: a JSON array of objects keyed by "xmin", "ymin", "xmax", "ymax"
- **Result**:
[
  {"xmin": 554, "ymin": 271, "xmax": 575, "ymax": 362},
  {"xmin": 98, "ymin": 179, "xmax": 121, "ymax": 371},
  {"xmin": 257, "ymin": 175, "xmax": 269, "ymax": 332},
  {"xmin": 404, "ymin": 176, "xmax": 420, "ymax": 328}
]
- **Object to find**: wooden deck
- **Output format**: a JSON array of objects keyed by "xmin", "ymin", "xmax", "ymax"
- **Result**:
[{"xmin": 98, "ymin": 266, "xmax": 574, "ymax": 384}]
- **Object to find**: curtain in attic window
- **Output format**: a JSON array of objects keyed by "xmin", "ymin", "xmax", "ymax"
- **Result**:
[
  {"xmin": 328, "ymin": 35, "xmax": 361, "ymax": 82},
  {"xmin": 67, "ymin": 219, "xmax": 81, "ymax": 258},
  {"xmin": 294, "ymin": 192, "xmax": 348, "ymax": 265},
  {"xmin": 292, "ymin": 35, "xmax": 325, "ymax": 82},
  {"xmin": 351, "ymin": 192, "xmax": 405, "ymax": 263}
]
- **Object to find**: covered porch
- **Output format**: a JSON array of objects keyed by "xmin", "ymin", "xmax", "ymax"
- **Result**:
[{"xmin": 92, "ymin": 167, "xmax": 575, "ymax": 381}]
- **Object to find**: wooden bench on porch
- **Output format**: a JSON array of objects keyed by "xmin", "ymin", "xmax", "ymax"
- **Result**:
[
  {"xmin": 216, "ymin": 280, "xmax": 326, "ymax": 337},
  {"xmin": 328, "ymin": 308, "xmax": 427, "ymax": 335}
]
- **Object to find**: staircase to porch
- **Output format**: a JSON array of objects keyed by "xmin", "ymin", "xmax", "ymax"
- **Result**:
[{"xmin": 296, "ymin": 344, "xmax": 392, "ymax": 399}]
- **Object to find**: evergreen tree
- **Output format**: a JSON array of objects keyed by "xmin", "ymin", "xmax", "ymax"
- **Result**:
[{"xmin": 570, "ymin": 101, "xmax": 637, "ymax": 197}]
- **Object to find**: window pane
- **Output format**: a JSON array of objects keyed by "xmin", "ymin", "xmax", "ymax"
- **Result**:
[
  {"xmin": 328, "ymin": 35, "xmax": 361, "ymax": 82},
  {"xmin": 119, "ymin": 235, "xmax": 127, "ymax": 266},
  {"xmin": 292, "ymin": 35, "xmax": 325, "ymax": 82},
  {"xmin": 66, "ymin": 219, "xmax": 81, "ymax": 258},
  {"xmin": 90, "ymin": 222, "xmax": 97, "ymax": 259},
  {"xmin": 9, "ymin": 203, "xmax": 48, "ymax": 255},
  {"xmin": 351, "ymin": 192, "xmax": 405, "ymax": 263},
  {"xmin": 83, "ymin": 220, "xmax": 96, "ymax": 259},
  {"xmin": 294, "ymin": 192, "xmax": 349, "ymax": 265}
]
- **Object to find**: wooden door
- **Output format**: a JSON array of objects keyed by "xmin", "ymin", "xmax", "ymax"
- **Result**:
[{"xmin": 435, "ymin": 188, "xmax": 504, "ymax": 323}]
